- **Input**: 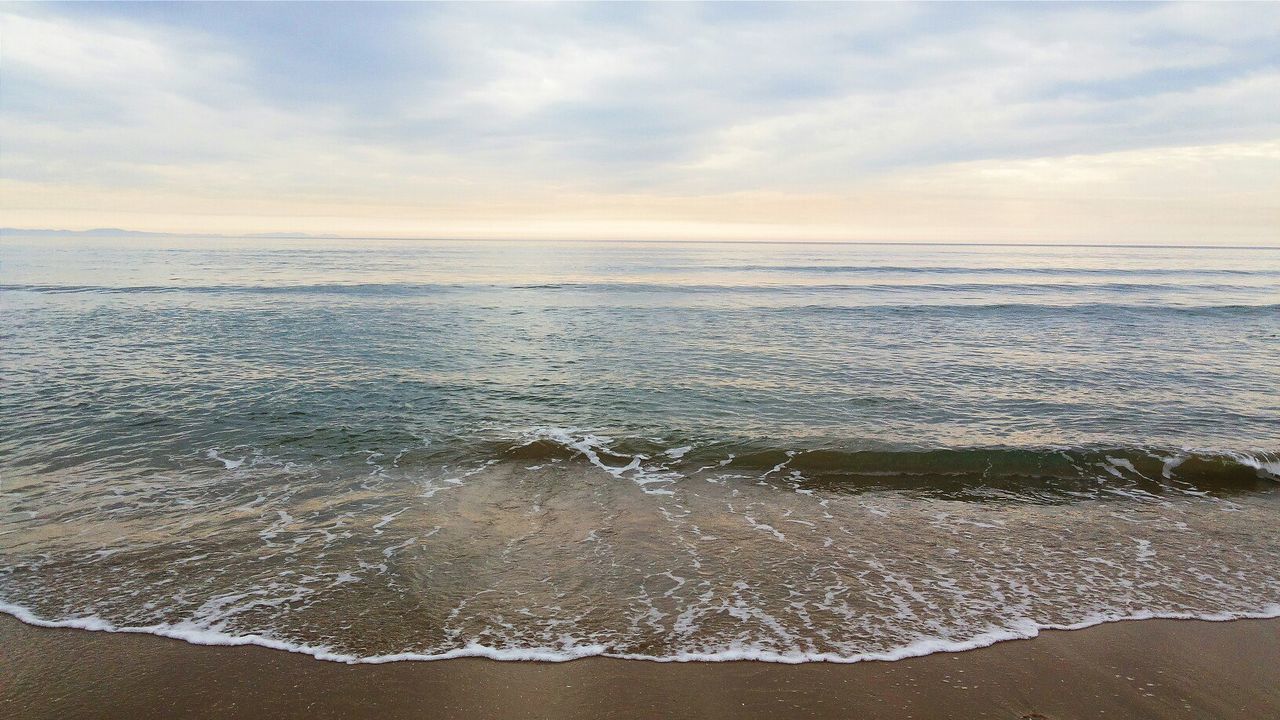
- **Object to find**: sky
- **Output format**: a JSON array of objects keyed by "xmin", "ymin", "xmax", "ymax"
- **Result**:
[{"xmin": 2, "ymin": 1, "xmax": 1278, "ymax": 244}]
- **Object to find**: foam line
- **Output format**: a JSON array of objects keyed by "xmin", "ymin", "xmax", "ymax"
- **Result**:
[{"xmin": 3, "ymin": 600, "xmax": 1277, "ymax": 666}]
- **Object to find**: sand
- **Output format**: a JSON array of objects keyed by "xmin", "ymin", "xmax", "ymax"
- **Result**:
[{"xmin": 2, "ymin": 615, "xmax": 1276, "ymax": 719}]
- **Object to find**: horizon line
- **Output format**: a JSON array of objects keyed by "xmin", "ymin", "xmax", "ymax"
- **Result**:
[{"xmin": 3, "ymin": 227, "xmax": 1279, "ymax": 251}]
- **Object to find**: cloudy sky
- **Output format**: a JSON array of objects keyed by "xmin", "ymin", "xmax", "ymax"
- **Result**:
[{"xmin": 2, "ymin": 1, "xmax": 1278, "ymax": 243}]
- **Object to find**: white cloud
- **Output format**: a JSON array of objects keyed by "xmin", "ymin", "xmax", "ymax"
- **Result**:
[{"xmin": 0, "ymin": 2, "xmax": 1276, "ymax": 243}]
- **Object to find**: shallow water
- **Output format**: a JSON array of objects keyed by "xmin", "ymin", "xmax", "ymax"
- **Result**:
[{"xmin": 1, "ymin": 237, "xmax": 1278, "ymax": 661}]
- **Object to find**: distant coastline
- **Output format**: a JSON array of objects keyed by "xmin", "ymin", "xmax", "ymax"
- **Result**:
[
  {"xmin": 4, "ymin": 228, "xmax": 1278, "ymax": 250},
  {"xmin": 0, "ymin": 227, "xmax": 344, "ymax": 240}
]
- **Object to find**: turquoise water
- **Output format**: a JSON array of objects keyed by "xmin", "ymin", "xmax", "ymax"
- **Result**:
[{"xmin": 1, "ymin": 236, "xmax": 1278, "ymax": 661}]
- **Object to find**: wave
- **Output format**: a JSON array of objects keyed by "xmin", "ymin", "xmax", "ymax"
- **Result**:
[
  {"xmin": 4, "ymin": 280, "xmax": 1276, "ymax": 297},
  {"xmin": 506, "ymin": 281, "xmax": 1271, "ymax": 294},
  {"xmin": 3, "ymin": 600, "xmax": 1277, "ymax": 665},
  {"xmin": 788, "ymin": 301, "xmax": 1280, "ymax": 314},
  {"xmin": 701, "ymin": 265, "xmax": 1280, "ymax": 277},
  {"xmin": 470, "ymin": 430, "xmax": 1280, "ymax": 499},
  {"xmin": 0, "ymin": 282, "xmax": 464, "ymax": 296}
]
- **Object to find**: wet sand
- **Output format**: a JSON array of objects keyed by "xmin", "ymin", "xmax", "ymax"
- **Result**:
[{"xmin": 1, "ymin": 615, "xmax": 1276, "ymax": 719}]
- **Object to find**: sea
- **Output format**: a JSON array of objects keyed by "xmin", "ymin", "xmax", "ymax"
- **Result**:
[{"xmin": 1, "ymin": 235, "xmax": 1278, "ymax": 663}]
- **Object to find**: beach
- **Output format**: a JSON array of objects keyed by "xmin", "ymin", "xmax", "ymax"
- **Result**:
[{"xmin": 3, "ymin": 616, "xmax": 1277, "ymax": 719}]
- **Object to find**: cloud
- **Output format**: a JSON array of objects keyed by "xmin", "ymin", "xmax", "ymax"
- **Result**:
[{"xmin": 1, "ymin": 2, "xmax": 1277, "ymax": 242}]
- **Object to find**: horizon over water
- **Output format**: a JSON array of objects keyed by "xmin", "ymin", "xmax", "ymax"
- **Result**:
[{"xmin": 1, "ymin": 234, "xmax": 1278, "ymax": 663}]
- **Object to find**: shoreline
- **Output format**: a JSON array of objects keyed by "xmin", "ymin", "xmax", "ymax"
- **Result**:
[
  {"xmin": 2, "ymin": 601, "xmax": 1279, "ymax": 665},
  {"xmin": 3, "ymin": 615, "xmax": 1276, "ymax": 719}
]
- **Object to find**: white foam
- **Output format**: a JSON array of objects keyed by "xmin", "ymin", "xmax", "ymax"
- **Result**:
[
  {"xmin": 423, "ymin": 460, "xmax": 497, "ymax": 498},
  {"xmin": 743, "ymin": 515, "xmax": 787, "ymax": 542},
  {"xmin": 524, "ymin": 427, "xmax": 682, "ymax": 494},
  {"xmin": 1159, "ymin": 454, "xmax": 1187, "ymax": 479},
  {"xmin": 1228, "ymin": 450, "xmax": 1280, "ymax": 479},
  {"xmin": 1133, "ymin": 538, "xmax": 1156, "ymax": 563},
  {"xmin": 372, "ymin": 508, "xmax": 409, "ymax": 534},
  {"xmin": 3, "ymin": 600, "xmax": 1277, "ymax": 666},
  {"xmin": 206, "ymin": 448, "xmax": 244, "ymax": 470}
]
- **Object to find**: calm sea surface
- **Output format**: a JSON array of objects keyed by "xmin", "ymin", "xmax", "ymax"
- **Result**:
[{"xmin": 2, "ymin": 236, "xmax": 1278, "ymax": 661}]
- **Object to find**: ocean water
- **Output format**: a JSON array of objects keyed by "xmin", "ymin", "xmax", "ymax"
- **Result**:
[{"xmin": 1, "ymin": 235, "xmax": 1278, "ymax": 662}]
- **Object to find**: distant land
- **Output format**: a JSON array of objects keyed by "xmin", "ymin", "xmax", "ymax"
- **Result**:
[
  {"xmin": 4, "ymin": 229, "xmax": 1278, "ymax": 249},
  {"xmin": 0, "ymin": 228, "xmax": 343, "ymax": 239}
]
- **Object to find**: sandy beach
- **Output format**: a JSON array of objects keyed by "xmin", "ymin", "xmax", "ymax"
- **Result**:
[{"xmin": 2, "ymin": 616, "xmax": 1276, "ymax": 719}]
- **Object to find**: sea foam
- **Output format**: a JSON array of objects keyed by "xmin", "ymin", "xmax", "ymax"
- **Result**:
[{"xmin": 4, "ymin": 600, "xmax": 1278, "ymax": 666}]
